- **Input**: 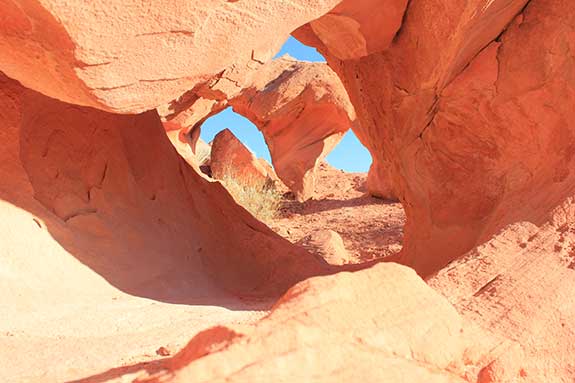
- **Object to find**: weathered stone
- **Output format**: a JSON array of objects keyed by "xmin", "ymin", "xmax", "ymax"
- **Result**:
[{"xmin": 164, "ymin": 56, "xmax": 355, "ymax": 201}]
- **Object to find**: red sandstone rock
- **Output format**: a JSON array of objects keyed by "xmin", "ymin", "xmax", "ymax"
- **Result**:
[
  {"xmin": 292, "ymin": 1, "xmax": 575, "ymax": 381},
  {"xmin": 0, "ymin": 0, "xmax": 342, "ymax": 113},
  {"xmin": 296, "ymin": 229, "xmax": 353, "ymax": 265},
  {"xmin": 164, "ymin": 56, "xmax": 355, "ymax": 201},
  {"xmin": 295, "ymin": 0, "xmax": 408, "ymax": 60},
  {"xmin": 1, "ymin": 1, "xmax": 575, "ymax": 382},
  {"xmin": 117, "ymin": 263, "xmax": 476, "ymax": 383},
  {"xmin": 210, "ymin": 129, "xmax": 274, "ymax": 186},
  {"xmin": 0, "ymin": 73, "xmax": 327, "ymax": 381},
  {"xmin": 366, "ymin": 159, "xmax": 398, "ymax": 201},
  {"xmin": 296, "ymin": 0, "xmax": 575, "ymax": 275},
  {"xmin": 229, "ymin": 56, "xmax": 355, "ymax": 201},
  {"xmin": 427, "ymin": 199, "xmax": 575, "ymax": 382}
]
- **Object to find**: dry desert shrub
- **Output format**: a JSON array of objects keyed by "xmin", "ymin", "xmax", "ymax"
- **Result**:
[
  {"xmin": 195, "ymin": 142, "xmax": 212, "ymax": 166},
  {"xmin": 219, "ymin": 166, "xmax": 282, "ymax": 223}
]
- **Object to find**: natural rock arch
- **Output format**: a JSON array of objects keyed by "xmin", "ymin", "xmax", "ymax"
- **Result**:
[
  {"xmin": 0, "ymin": 0, "xmax": 574, "ymax": 381},
  {"xmin": 163, "ymin": 56, "xmax": 357, "ymax": 201}
]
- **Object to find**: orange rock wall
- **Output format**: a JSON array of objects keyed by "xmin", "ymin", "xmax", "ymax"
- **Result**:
[
  {"xmin": 0, "ymin": 73, "xmax": 325, "ymax": 300},
  {"xmin": 1, "ymin": 0, "xmax": 575, "ymax": 381},
  {"xmin": 0, "ymin": 0, "xmax": 342, "ymax": 113},
  {"xmin": 296, "ymin": 0, "xmax": 575, "ymax": 275}
]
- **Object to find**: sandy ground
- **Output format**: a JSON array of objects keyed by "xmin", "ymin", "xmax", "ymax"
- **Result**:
[
  {"xmin": 271, "ymin": 163, "xmax": 405, "ymax": 262},
  {"xmin": 1, "ymin": 271, "xmax": 270, "ymax": 383},
  {"xmin": 1, "ymin": 163, "xmax": 404, "ymax": 383}
]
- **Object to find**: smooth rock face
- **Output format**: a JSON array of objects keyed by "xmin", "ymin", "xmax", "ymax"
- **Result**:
[
  {"xmin": 297, "ymin": 0, "xmax": 409, "ymax": 60},
  {"xmin": 210, "ymin": 129, "xmax": 274, "ymax": 186},
  {"xmin": 0, "ymin": 73, "xmax": 332, "ymax": 380},
  {"xmin": 1, "ymin": 73, "xmax": 326, "ymax": 297},
  {"xmin": 0, "ymin": 0, "xmax": 342, "ymax": 113},
  {"xmin": 114, "ymin": 263, "xmax": 475, "ymax": 383},
  {"xmin": 366, "ymin": 159, "xmax": 398, "ymax": 201},
  {"xmin": 165, "ymin": 56, "xmax": 356, "ymax": 201},
  {"xmin": 428, "ymin": 199, "xmax": 575, "ymax": 382}
]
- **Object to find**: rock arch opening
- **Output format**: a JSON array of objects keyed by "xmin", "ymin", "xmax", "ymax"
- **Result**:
[
  {"xmin": 200, "ymin": 107, "xmax": 272, "ymax": 164},
  {"xmin": 161, "ymin": 36, "xmax": 406, "ymax": 267},
  {"xmin": 192, "ymin": 109, "xmax": 406, "ymax": 266},
  {"xmin": 3, "ymin": 0, "xmax": 573, "ymax": 381}
]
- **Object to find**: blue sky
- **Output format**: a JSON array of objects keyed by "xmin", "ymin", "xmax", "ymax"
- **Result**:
[{"xmin": 200, "ymin": 36, "xmax": 372, "ymax": 173}]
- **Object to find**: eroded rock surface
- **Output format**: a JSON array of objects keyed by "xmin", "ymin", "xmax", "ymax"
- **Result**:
[
  {"xmin": 107, "ymin": 263, "xmax": 479, "ymax": 383},
  {"xmin": 296, "ymin": 0, "xmax": 575, "ymax": 275},
  {"xmin": 0, "ymin": 0, "xmax": 342, "ymax": 113},
  {"xmin": 291, "ymin": 0, "xmax": 575, "ymax": 381},
  {"xmin": 428, "ymin": 199, "xmax": 575, "ymax": 382},
  {"xmin": 1, "ymin": 0, "xmax": 574, "ymax": 382},
  {"xmin": 210, "ymin": 129, "xmax": 275, "ymax": 186},
  {"xmin": 164, "ymin": 56, "xmax": 355, "ymax": 201},
  {"xmin": 0, "ymin": 73, "xmax": 327, "ymax": 381},
  {"xmin": 296, "ymin": 229, "xmax": 353, "ymax": 266}
]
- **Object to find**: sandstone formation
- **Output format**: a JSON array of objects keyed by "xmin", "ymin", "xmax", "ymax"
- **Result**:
[
  {"xmin": 366, "ymin": 159, "xmax": 398, "ymax": 201},
  {"xmin": 0, "ymin": 0, "xmax": 342, "ymax": 113},
  {"xmin": 109, "ymin": 263, "xmax": 481, "ymax": 383},
  {"xmin": 228, "ymin": 56, "xmax": 355, "ymax": 201},
  {"xmin": 162, "ymin": 120, "xmax": 212, "ymax": 168},
  {"xmin": 164, "ymin": 56, "xmax": 356, "ymax": 201},
  {"xmin": 0, "ymin": 73, "xmax": 327, "ymax": 381},
  {"xmin": 1, "ymin": 0, "xmax": 575, "ymax": 382},
  {"xmin": 296, "ymin": 229, "xmax": 353, "ymax": 265},
  {"xmin": 210, "ymin": 129, "xmax": 275, "ymax": 186},
  {"xmin": 427, "ymin": 204, "xmax": 575, "ymax": 382},
  {"xmin": 295, "ymin": 0, "xmax": 575, "ymax": 274},
  {"xmin": 291, "ymin": 0, "xmax": 575, "ymax": 380}
]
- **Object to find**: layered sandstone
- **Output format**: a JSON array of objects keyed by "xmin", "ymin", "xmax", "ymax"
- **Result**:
[
  {"xmin": 428, "ymin": 201, "xmax": 575, "ymax": 382},
  {"xmin": 291, "ymin": 1, "xmax": 575, "ymax": 381},
  {"xmin": 295, "ymin": 0, "xmax": 575, "ymax": 275},
  {"xmin": 1, "ymin": 0, "xmax": 574, "ymax": 382},
  {"xmin": 229, "ymin": 56, "xmax": 355, "ymax": 200}
]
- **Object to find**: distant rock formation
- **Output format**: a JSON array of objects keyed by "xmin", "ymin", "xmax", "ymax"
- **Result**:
[
  {"xmin": 163, "ymin": 56, "xmax": 356, "ymax": 201},
  {"xmin": 210, "ymin": 129, "xmax": 275, "ymax": 186}
]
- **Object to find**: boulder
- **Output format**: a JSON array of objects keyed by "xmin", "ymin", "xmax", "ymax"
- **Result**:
[
  {"xmin": 110, "ymin": 263, "xmax": 477, "ymax": 383},
  {"xmin": 296, "ymin": 229, "xmax": 353, "ymax": 265},
  {"xmin": 210, "ymin": 129, "xmax": 275, "ymax": 187}
]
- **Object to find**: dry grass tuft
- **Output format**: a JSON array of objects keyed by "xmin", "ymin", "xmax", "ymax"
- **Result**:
[
  {"xmin": 219, "ymin": 166, "xmax": 282, "ymax": 223},
  {"xmin": 195, "ymin": 143, "xmax": 212, "ymax": 166}
]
